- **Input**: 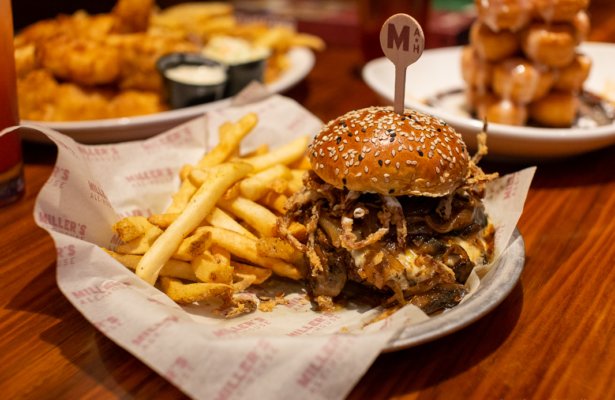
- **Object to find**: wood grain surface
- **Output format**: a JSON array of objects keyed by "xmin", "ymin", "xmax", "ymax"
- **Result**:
[{"xmin": 2, "ymin": 2, "xmax": 614, "ymax": 399}]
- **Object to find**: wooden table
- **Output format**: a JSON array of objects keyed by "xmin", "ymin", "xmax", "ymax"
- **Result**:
[{"xmin": 2, "ymin": 3, "xmax": 614, "ymax": 399}]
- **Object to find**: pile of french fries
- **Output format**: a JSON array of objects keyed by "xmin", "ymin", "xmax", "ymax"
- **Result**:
[
  {"xmin": 150, "ymin": 2, "xmax": 326, "ymax": 83},
  {"xmin": 104, "ymin": 113, "xmax": 311, "ymax": 315}
]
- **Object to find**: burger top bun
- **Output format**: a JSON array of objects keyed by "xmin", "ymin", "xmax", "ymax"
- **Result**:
[{"xmin": 308, "ymin": 106, "xmax": 470, "ymax": 197}]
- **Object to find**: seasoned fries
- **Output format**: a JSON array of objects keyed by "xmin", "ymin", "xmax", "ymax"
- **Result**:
[
  {"xmin": 202, "ymin": 226, "xmax": 301, "ymax": 280},
  {"xmin": 218, "ymin": 196, "xmax": 278, "ymax": 237},
  {"xmin": 239, "ymin": 164, "xmax": 292, "ymax": 200},
  {"xmin": 197, "ymin": 113, "xmax": 258, "ymax": 169},
  {"xmin": 104, "ymin": 249, "xmax": 198, "ymax": 281},
  {"xmin": 136, "ymin": 162, "xmax": 253, "ymax": 284},
  {"xmin": 106, "ymin": 112, "xmax": 311, "ymax": 315},
  {"xmin": 241, "ymin": 136, "xmax": 309, "ymax": 172},
  {"xmin": 159, "ymin": 277, "xmax": 233, "ymax": 305}
]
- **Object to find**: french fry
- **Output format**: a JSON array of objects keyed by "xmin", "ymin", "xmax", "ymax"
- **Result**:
[
  {"xmin": 191, "ymin": 249, "xmax": 234, "ymax": 284},
  {"xmin": 241, "ymin": 143, "xmax": 269, "ymax": 158},
  {"xmin": 240, "ymin": 135, "xmax": 309, "ymax": 172},
  {"xmin": 115, "ymin": 224, "xmax": 163, "ymax": 254},
  {"xmin": 288, "ymin": 155, "xmax": 311, "ymax": 170},
  {"xmin": 218, "ymin": 196, "xmax": 278, "ymax": 237},
  {"xmin": 205, "ymin": 207, "xmax": 257, "ymax": 239},
  {"xmin": 253, "ymin": 26, "xmax": 289, "ymax": 49},
  {"xmin": 260, "ymin": 191, "xmax": 288, "ymax": 215},
  {"xmin": 179, "ymin": 164, "xmax": 193, "ymax": 181},
  {"xmin": 256, "ymin": 237, "xmax": 303, "ymax": 265},
  {"xmin": 232, "ymin": 261, "xmax": 272, "ymax": 284},
  {"xmin": 148, "ymin": 207, "xmax": 257, "ymax": 239},
  {"xmin": 165, "ymin": 179, "xmax": 197, "ymax": 213},
  {"xmin": 112, "ymin": 216, "xmax": 154, "ymax": 243},
  {"xmin": 201, "ymin": 226, "xmax": 302, "ymax": 280},
  {"xmin": 136, "ymin": 162, "xmax": 253, "ymax": 285},
  {"xmin": 233, "ymin": 273, "xmax": 257, "ymax": 291},
  {"xmin": 164, "ymin": 113, "xmax": 258, "ymax": 213},
  {"xmin": 238, "ymin": 164, "xmax": 292, "ymax": 200},
  {"xmin": 287, "ymin": 169, "xmax": 307, "ymax": 194},
  {"xmin": 104, "ymin": 249, "xmax": 198, "ymax": 281},
  {"xmin": 289, "ymin": 33, "xmax": 326, "ymax": 51},
  {"xmin": 196, "ymin": 113, "xmax": 258, "ymax": 168},
  {"xmin": 148, "ymin": 213, "xmax": 179, "ymax": 229},
  {"xmin": 173, "ymin": 228, "xmax": 212, "ymax": 261},
  {"xmin": 270, "ymin": 178, "xmax": 288, "ymax": 194},
  {"xmin": 288, "ymin": 222, "xmax": 308, "ymax": 242},
  {"xmin": 159, "ymin": 276, "xmax": 233, "ymax": 305}
]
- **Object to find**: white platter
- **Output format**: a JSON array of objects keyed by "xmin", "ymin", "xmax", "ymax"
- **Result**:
[
  {"xmin": 22, "ymin": 47, "xmax": 315, "ymax": 144},
  {"xmin": 386, "ymin": 230, "xmax": 524, "ymax": 351},
  {"xmin": 362, "ymin": 42, "xmax": 615, "ymax": 159}
]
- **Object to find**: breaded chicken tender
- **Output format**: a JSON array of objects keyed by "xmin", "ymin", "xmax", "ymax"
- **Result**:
[
  {"xmin": 37, "ymin": 36, "xmax": 121, "ymax": 86},
  {"xmin": 108, "ymin": 33, "xmax": 199, "ymax": 91},
  {"xmin": 14, "ymin": 0, "xmax": 324, "ymax": 121},
  {"xmin": 18, "ymin": 70, "xmax": 165, "ymax": 121}
]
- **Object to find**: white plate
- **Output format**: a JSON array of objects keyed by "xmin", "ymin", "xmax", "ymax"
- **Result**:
[
  {"xmin": 22, "ymin": 47, "xmax": 315, "ymax": 144},
  {"xmin": 362, "ymin": 42, "xmax": 615, "ymax": 159},
  {"xmin": 386, "ymin": 230, "xmax": 524, "ymax": 351}
]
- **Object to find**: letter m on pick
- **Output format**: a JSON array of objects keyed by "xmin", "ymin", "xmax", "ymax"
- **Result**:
[{"xmin": 387, "ymin": 23, "xmax": 410, "ymax": 51}]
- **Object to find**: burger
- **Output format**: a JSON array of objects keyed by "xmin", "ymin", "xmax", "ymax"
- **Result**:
[{"xmin": 279, "ymin": 106, "xmax": 497, "ymax": 313}]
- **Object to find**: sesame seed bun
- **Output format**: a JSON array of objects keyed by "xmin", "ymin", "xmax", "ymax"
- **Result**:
[{"xmin": 308, "ymin": 106, "xmax": 470, "ymax": 197}]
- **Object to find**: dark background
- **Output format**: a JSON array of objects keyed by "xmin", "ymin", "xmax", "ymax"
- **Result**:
[{"xmin": 11, "ymin": 0, "xmax": 191, "ymax": 31}]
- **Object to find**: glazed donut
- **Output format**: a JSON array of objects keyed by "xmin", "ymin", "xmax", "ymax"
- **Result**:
[
  {"xmin": 572, "ymin": 10, "xmax": 591, "ymax": 43},
  {"xmin": 521, "ymin": 23, "xmax": 577, "ymax": 68},
  {"xmin": 475, "ymin": 0, "xmax": 533, "ymax": 32},
  {"xmin": 461, "ymin": 46, "xmax": 493, "ymax": 88},
  {"xmin": 469, "ymin": 21, "xmax": 520, "ymax": 61},
  {"xmin": 477, "ymin": 95, "xmax": 528, "ymax": 126},
  {"xmin": 492, "ymin": 58, "xmax": 554, "ymax": 104},
  {"xmin": 529, "ymin": 91, "xmax": 579, "ymax": 127},
  {"xmin": 533, "ymin": 0, "xmax": 589, "ymax": 23},
  {"xmin": 554, "ymin": 53, "xmax": 592, "ymax": 92},
  {"xmin": 465, "ymin": 85, "xmax": 488, "ymax": 113}
]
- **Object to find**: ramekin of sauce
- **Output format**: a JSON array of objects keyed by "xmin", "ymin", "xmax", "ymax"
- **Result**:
[
  {"xmin": 157, "ymin": 53, "xmax": 228, "ymax": 109},
  {"xmin": 201, "ymin": 36, "xmax": 271, "ymax": 97}
]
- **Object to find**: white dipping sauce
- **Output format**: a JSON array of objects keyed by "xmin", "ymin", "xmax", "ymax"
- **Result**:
[
  {"xmin": 165, "ymin": 64, "xmax": 226, "ymax": 85},
  {"xmin": 202, "ymin": 36, "xmax": 270, "ymax": 65}
]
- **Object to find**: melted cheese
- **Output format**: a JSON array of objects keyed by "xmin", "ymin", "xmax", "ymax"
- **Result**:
[
  {"xmin": 396, "ymin": 248, "xmax": 434, "ymax": 283},
  {"xmin": 451, "ymin": 236, "xmax": 484, "ymax": 265}
]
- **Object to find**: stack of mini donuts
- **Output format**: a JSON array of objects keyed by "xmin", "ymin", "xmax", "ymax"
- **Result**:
[{"xmin": 462, "ymin": 0, "xmax": 591, "ymax": 127}]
